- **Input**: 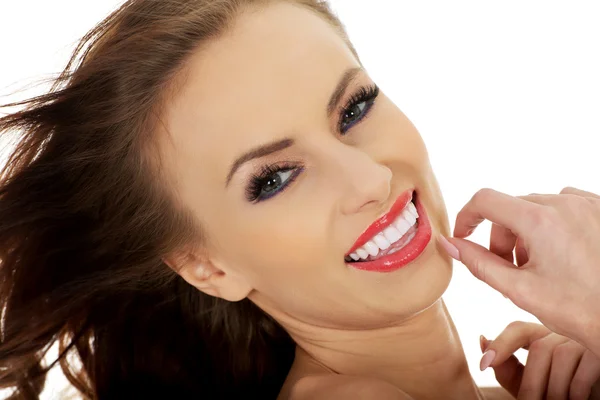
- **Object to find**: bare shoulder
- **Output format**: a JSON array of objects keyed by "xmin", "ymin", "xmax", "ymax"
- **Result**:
[
  {"xmin": 286, "ymin": 375, "xmax": 414, "ymax": 400},
  {"xmin": 481, "ymin": 386, "xmax": 514, "ymax": 400}
]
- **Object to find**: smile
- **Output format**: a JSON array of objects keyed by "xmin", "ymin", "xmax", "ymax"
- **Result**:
[{"xmin": 344, "ymin": 189, "xmax": 432, "ymax": 272}]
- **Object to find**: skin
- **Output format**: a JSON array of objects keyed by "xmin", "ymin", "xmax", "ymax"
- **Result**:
[
  {"xmin": 480, "ymin": 321, "xmax": 600, "ymax": 400},
  {"xmin": 444, "ymin": 187, "xmax": 600, "ymax": 360},
  {"xmin": 158, "ymin": 2, "xmax": 513, "ymax": 399}
]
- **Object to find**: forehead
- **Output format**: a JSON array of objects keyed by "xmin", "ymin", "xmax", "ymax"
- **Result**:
[{"xmin": 162, "ymin": 2, "xmax": 359, "ymax": 192}]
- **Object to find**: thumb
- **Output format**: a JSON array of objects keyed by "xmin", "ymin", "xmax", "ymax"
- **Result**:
[
  {"xmin": 481, "ymin": 337, "xmax": 523, "ymax": 397},
  {"xmin": 445, "ymin": 237, "xmax": 522, "ymax": 298}
]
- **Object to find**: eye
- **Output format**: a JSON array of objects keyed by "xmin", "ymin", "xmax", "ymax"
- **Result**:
[
  {"xmin": 338, "ymin": 84, "xmax": 379, "ymax": 134},
  {"xmin": 341, "ymin": 101, "xmax": 368, "ymax": 131},
  {"xmin": 261, "ymin": 169, "xmax": 293, "ymax": 196},
  {"xmin": 245, "ymin": 164, "xmax": 303, "ymax": 203}
]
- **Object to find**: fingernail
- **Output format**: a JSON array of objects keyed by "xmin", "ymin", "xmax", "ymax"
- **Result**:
[
  {"xmin": 480, "ymin": 349, "xmax": 496, "ymax": 371},
  {"xmin": 438, "ymin": 236, "xmax": 460, "ymax": 260}
]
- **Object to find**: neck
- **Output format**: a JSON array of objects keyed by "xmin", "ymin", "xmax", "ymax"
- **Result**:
[{"xmin": 288, "ymin": 299, "xmax": 482, "ymax": 400}]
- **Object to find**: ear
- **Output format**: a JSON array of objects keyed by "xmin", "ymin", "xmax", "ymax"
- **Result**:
[{"xmin": 162, "ymin": 249, "xmax": 252, "ymax": 302}]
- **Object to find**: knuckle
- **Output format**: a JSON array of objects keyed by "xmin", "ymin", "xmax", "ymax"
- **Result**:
[
  {"xmin": 528, "ymin": 338, "xmax": 552, "ymax": 355},
  {"xmin": 463, "ymin": 254, "xmax": 487, "ymax": 283},
  {"xmin": 532, "ymin": 208, "xmax": 564, "ymax": 236},
  {"xmin": 552, "ymin": 342, "xmax": 578, "ymax": 360},
  {"xmin": 473, "ymin": 188, "xmax": 494, "ymax": 204},
  {"xmin": 471, "ymin": 257, "xmax": 488, "ymax": 283},
  {"xmin": 473, "ymin": 259, "xmax": 491, "ymax": 285},
  {"xmin": 528, "ymin": 340, "xmax": 544, "ymax": 354},
  {"xmin": 560, "ymin": 186, "xmax": 576, "ymax": 195},
  {"xmin": 506, "ymin": 320, "xmax": 527, "ymax": 332}
]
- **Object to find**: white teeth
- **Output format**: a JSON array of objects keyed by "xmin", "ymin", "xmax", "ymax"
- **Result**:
[
  {"xmin": 348, "ymin": 201, "xmax": 420, "ymax": 261},
  {"xmin": 373, "ymin": 234, "xmax": 391, "ymax": 250},
  {"xmin": 387, "ymin": 231, "xmax": 417, "ymax": 256},
  {"xmin": 395, "ymin": 218, "xmax": 412, "ymax": 236},
  {"xmin": 407, "ymin": 202, "xmax": 418, "ymax": 218},
  {"xmin": 356, "ymin": 248, "xmax": 369, "ymax": 260},
  {"xmin": 402, "ymin": 209, "xmax": 416, "ymax": 225},
  {"xmin": 363, "ymin": 241, "xmax": 380, "ymax": 257},
  {"xmin": 382, "ymin": 226, "xmax": 402, "ymax": 243}
]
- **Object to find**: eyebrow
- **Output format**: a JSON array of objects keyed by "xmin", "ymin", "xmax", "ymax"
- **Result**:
[
  {"xmin": 225, "ymin": 66, "xmax": 364, "ymax": 187},
  {"xmin": 327, "ymin": 66, "xmax": 363, "ymax": 117},
  {"xmin": 226, "ymin": 138, "xmax": 294, "ymax": 186}
]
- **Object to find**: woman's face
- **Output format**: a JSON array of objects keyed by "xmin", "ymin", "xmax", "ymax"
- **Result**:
[{"xmin": 161, "ymin": 2, "xmax": 452, "ymax": 330}]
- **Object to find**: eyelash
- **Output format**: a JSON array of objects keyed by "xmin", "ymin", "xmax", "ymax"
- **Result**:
[
  {"xmin": 246, "ymin": 84, "xmax": 380, "ymax": 203},
  {"xmin": 338, "ymin": 83, "xmax": 379, "ymax": 134},
  {"xmin": 245, "ymin": 162, "xmax": 303, "ymax": 203}
]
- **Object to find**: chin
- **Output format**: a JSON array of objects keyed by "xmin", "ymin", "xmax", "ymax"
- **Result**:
[
  {"xmin": 343, "ymin": 242, "xmax": 453, "ymax": 328},
  {"xmin": 387, "ymin": 244, "xmax": 453, "ymax": 318}
]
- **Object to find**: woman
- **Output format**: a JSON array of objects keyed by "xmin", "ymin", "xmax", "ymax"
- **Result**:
[{"xmin": 0, "ymin": 1, "xmax": 597, "ymax": 399}]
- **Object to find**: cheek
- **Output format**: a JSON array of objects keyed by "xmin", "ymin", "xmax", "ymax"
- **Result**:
[
  {"xmin": 365, "ymin": 99, "xmax": 430, "ymax": 166},
  {"xmin": 374, "ymin": 101, "xmax": 450, "ymax": 234},
  {"xmin": 215, "ymin": 208, "xmax": 333, "ymax": 284}
]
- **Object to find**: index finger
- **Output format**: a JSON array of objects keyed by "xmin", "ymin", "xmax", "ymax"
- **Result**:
[
  {"xmin": 486, "ymin": 321, "xmax": 552, "ymax": 367},
  {"xmin": 453, "ymin": 188, "xmax": 543, "ymax": 238}
]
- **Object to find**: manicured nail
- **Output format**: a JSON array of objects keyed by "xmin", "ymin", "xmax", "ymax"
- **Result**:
[
  {"xmin": 438, "ymin": 235, "xmax": 460, "ymax": 260},
  {"xmin": 480, "ymin": 349, "xmax": 496, "ymax": 371}
]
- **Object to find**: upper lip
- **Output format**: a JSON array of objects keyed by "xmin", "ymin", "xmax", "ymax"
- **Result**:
[{"xmin": 345, "ymin": 189, "xmax": 415, "ymax": 256}]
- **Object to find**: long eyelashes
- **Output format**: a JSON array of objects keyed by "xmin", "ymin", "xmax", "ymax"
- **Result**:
[
  {"xmin": 245, "ymin": 83, "xmax": 379, "ymax": 203},
  {"xmin": 245, "ymin": 162, "xmax": 303, "ymax": 203},
  {"xmin": 338, "ymin": 84, "xmax": 379, "ymax": 134}
]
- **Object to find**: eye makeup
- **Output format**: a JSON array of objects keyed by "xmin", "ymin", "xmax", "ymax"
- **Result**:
[{"xmin": 245, "ymin": 83, "xmax": 380, "ymax": 203}]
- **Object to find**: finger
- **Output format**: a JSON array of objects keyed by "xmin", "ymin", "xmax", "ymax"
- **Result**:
[
  {"xmin": 494, "ymin": 355, "xmax": 525, "ymax": 397},
  {"xmin": 518, "ymin": 334, "xmax": 570, "ymax": 400},
  {"xmin": 546, "ymin": 342, "xmax": 585, "ymax": 400},
  {"xmin": 446, "ymin": 237, "xmax": 525, "ymax": 299},
  {"xmin": 482, "ymin": 336, "xmax": 525, "ymax": 397},
  {"xmin": 517, "ymin": 194, "xmax": 555, "ymax": 205},
  {"xmin": 485, "ymin": 322, "xmax": 552, "ymax": 367},
  {"xmin": 453, "ymin": 188, "xmax": 543, "ymax": 238},
  {"xmin": 560, "ymin": 186, "xmax": 600, "ymax": 199},
  {"xmin": 570, "ymin": 350, "xmax": 600, "ymax": 400},
  {"xmin": 489, "ymin": 223, "xmax": 517, "ymax": 263}
]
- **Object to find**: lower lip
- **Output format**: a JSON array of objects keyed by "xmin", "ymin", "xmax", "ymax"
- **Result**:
[{"xmin": 345, "ymin": 195, "xmax": 432, "ymax": 273}]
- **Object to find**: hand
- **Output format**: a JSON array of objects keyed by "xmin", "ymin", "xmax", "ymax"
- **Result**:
[
  {"xmin": 481, "ymin": 321, "xmax": 600, "ymax": 400},
  {"xmin": 439, "ymin": 187, "xmax": 600, "ymax": 355}
]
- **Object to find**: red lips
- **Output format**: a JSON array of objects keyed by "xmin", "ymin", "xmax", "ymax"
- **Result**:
[
  {"xmin": 345, "ymin": 189, "xmax": 433, "ymax": 273},
  {"xmin": 345, "ymin": 189, "xmax": 414, "ymax": 256}
]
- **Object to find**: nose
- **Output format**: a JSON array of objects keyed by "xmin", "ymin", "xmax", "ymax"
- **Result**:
[{"xmin": 335, "ymin": 146, "xmax": 392, "ymax": 215}]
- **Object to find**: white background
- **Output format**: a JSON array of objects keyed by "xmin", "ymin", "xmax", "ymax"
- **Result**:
[{"xmin": 1, "ymin": 1, "xmax": 599, "ymax": 398}]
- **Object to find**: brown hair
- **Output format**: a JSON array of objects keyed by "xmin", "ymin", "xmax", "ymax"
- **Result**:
[{"xmin": 0, "ymin": 0, "xmax": 359, "ymax": 398}]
